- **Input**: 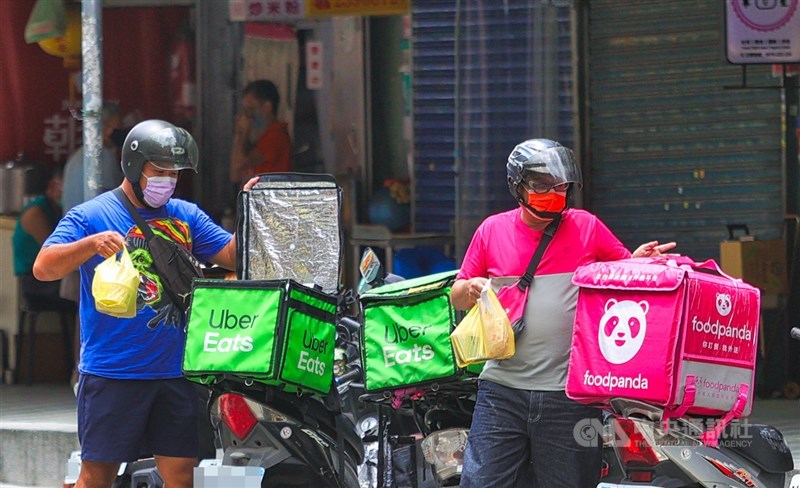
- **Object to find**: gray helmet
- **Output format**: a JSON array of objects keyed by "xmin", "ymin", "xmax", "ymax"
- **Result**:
[
  {"xmin": 506, "ymin": 138, "xmax": 582, "ymax": 205},
  {"xmin": 121, "ymin": 119, "xmax": 198, "ymax": 183}
]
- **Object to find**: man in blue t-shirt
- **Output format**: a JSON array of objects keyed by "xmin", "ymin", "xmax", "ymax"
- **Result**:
[{"xmin": 34, "ymin": 120, "xmax": 257, "ymax": 488}]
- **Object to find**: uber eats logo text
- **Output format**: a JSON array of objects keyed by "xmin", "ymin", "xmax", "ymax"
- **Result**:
[
  {"xmin": 298, "ymin": 331, "xmax": 329, "ymax": 376},
  {"xmin": 203, "ymin": 309, "xmax": 256, "ymax": 352},
  {"xmin": 382, "ymin": 322, "xmax": 435, "ymax": 367}
]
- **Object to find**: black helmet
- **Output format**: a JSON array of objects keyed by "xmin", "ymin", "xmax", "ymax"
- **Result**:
[
  {"xmin": 121, "ymin": 119, "xmax": 198, "ymax": 183},
  {"xmin": 506, "ymin": 138, "xmax": 582, "ymax": 205}
]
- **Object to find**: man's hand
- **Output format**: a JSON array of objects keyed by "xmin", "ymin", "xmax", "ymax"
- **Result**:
[
  {"xmin": 243, "ymin": 176, "xmax": 259, "ymax": 191},
  {"xmin": 632, "ymin": 241, "xmax": 677, "ymax": 258},
  {"xmin": 451, "ymin": 277, "xmax": 489, "ymax": 311},
  {"xmin": 93, "ymin": 231, "xmax": 126, "ymax": 259},
  {"xmin": 234, "ymin": 112, "xmax": 253, "ymax": 139}
]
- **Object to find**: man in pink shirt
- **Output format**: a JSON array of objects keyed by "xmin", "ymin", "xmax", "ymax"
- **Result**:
[{"xmin": 451, "ymin": 139, "xmax": 675, "ymax": 487}]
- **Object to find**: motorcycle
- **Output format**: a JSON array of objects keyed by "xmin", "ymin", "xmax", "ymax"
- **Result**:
[
  {"xmin": 200, "ymin": 312, "xmax": 366, "ymax": 488},
  {"xmin": 597, "ymin": 393, "xmax": 795, "ymax": 487},
  {"xmin": 354, "ymin": 247, "xmax": 477, "ymax": 488}
]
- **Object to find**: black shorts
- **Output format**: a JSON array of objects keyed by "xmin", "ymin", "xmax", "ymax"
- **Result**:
[{"xmin": 77, "ymin": 374, "xmax": 199, "ymax": 462}]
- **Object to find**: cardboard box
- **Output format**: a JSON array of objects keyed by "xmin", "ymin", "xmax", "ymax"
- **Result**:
[{"xmin": 719, "ymin": 239, "xmax": 788, "ymax": 295}]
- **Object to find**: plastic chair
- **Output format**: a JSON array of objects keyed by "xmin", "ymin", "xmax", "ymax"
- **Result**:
[{"xmin": 14, "ymin": 292, "xmax": 77, "ymax": 386}]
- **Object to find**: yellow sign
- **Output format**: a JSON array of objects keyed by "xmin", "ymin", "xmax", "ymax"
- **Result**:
[{"xmin": 306, "ymin": 0, "xmax": 409, "ymax": 18}]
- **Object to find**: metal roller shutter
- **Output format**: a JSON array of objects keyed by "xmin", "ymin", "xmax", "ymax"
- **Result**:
[
  {"xmin": 586, "ymin": 0, "xmax": 784, "ymax": 259},
  {"xmin": 412, "ymin": 1, "xmax": 574, "ymax": 257}
]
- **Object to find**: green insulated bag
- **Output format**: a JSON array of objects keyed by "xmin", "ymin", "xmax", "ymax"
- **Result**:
[
  {"xmin": 183, "ymin": 279, "xmax": 337, "ymax": 395},
  {"xmin": 359, "ymin": 270, "xmax": 461, "ymax": 392}
]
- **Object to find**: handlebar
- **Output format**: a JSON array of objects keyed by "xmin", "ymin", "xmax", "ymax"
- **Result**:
[
  {"xmin": 335, "ymin": 365, "xmax": 363, "ymax": 395},
  {"xmin": 338, "ymin": 316, "xmax": 361, "ymax": 334},
  {"xmin": 791, "ymin": 327, "xmax": 800, "ymax": 341}
]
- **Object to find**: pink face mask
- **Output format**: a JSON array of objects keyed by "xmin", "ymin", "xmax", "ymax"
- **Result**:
[{"xmin": 142, "ymin": 175, "xmax": 177, "ymax": 207}]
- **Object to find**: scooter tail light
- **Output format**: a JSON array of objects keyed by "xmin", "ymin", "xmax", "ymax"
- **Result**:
[
  {"xmin": 218, "ymin": 393, "xmax": 258, "ymax": 440},
  {"xmin": 614, "ymin": 418, "xmax": 662, "ymax": 468}
]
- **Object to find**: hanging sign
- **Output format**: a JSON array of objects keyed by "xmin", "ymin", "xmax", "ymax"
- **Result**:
[
  {"xmin": 228, "ymin": 0, "xmax": 305, "ymax": 22},
  {"xmin": 306, "ymin": 0, "xmax": 409, "ymax": 18},
  {"xmin": 725, "ymin": 0, "xmax": 800, "ymax": 64}
]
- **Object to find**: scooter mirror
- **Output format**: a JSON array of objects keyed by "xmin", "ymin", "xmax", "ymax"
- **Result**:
[{"xmin": 359, "ymin": 247, "xmax": 382, "ymax": 282}]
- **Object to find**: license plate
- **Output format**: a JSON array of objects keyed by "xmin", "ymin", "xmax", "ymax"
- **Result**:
[
  {"xmin": 194, "ymin": 462, "xmax": 265, "ymax": 485},
  {"xmin": 597, "ymin": 483, "xmax": 657, "ymax": 488}
]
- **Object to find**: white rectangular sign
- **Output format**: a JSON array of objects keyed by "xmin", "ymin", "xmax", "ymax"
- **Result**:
[
  {"xmin": 306, "ymin": 41, "xmax": 323, "ymax": 90},
  {"xmin": 725, "ymin": 0, "xmax": 800, "ymax": 64}
]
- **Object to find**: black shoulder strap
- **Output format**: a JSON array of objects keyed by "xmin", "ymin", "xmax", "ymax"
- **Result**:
[
  {"xmin": 113, "ymin": 188, "xmax": 187, "ymax": 312},
  {"xmin": 113, "ymin": 188, "xmax": 155, "ymax": 241},
  {"xmin": 517, "ymin": 214, "xmax": 561, "ymax": 291}
]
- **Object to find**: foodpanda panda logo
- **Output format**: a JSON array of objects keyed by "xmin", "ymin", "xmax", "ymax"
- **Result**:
[
  {"xmin": 715, "ymin": 293, "xmax": 732, "ymax": 317},
  {"xmin": 598, "ymin": 299, "xmax": 649, "ymax": 364}
]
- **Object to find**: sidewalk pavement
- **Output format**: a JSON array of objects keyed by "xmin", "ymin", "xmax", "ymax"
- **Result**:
[{"xmin": 0, "ymin": 384, "xmax": 797, "ymax": 487}]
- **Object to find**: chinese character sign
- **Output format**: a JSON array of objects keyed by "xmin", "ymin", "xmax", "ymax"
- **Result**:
[
  {"xmin": 228, "ymin": 0, "xmax": 409, "ymax": 20},
  {"xmin": 726, "ymin": 0, "xmax": 800, "ymax": 64},
  {"xmin": 43, "ymin": 101, "xmax": 82, "ymax": 163},
  {"xmin": 306, "ymin": 41, "xmax": 323, "ymax": 90},
  {"xmin": 229, "ymin": 0, "xmax": 305, "ymax": 21}
]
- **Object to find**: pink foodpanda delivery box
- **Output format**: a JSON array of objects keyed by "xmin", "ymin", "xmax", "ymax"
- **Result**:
[{"xmin": 566, "ymin": 256, "xmax": 760, "ymax": 444}]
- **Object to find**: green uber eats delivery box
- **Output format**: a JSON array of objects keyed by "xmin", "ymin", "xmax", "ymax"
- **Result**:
[
  {"xmin": 360, "ymin": 270, "xmax": 480, "ymax": 392},
  {"xmin": 183, "ymin": 279, "xmax": 338, "ymax": 395}
]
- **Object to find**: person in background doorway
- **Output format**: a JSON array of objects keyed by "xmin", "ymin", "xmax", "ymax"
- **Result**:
[
  {"xmin": 63, "ymin": 101, "xmax": 126, "ymax": 212},
  {"xmin": 451, "ymin": 138, "xmax": 676, "ymax": 487},
  {"xmin": 230, "ymin": 79, "xmax": 292, "ymax": 184}
]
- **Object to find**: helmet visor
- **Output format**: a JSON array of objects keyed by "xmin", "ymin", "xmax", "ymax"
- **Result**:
[
  {"xmin": 518, "ymin": 146, "xmax": 580, "ymax": 193},
  {"xmin": 141, "ymin": 127, "xmax": 199, "ymax": 172}
]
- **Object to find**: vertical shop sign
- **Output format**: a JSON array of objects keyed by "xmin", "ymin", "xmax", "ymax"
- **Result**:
[
  {"xmin": 229, "ymin": 0, "xmax": 305, "ymax": 21},
  {"xmin": 725, "ymin": 0, "xmax": 800, "ymax": 64},
  {"xmin": 306, "ymin": 41, "xmax": 323, "ymax": 90}
]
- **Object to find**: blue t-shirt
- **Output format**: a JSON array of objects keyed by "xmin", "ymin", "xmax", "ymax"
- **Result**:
[{"xmin": 44, "ymin": 191, "xmax": 232, "ymax": 379}]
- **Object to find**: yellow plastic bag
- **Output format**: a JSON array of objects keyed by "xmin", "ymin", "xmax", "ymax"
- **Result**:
[
  {"xmin": 450, "ymin": 280, "xmax": 515, "ymax": 367},
  {"xmin": 92, "ymin": 247, "xmax": 139, "ymax": 318}
]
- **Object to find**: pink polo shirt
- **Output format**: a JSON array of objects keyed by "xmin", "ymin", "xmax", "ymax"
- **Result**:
[{"xmin": 457, "ymin": 207, "xmax": 631, "ymax": 390}]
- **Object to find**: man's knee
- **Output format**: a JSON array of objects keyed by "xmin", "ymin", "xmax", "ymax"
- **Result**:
[
  {"xmin": 155, "ymin": 455, "xmax": 197, "ymax": 488},
  {"xmin": 75, "ymin": 460, "xmax": 119, "ymax": 488}
]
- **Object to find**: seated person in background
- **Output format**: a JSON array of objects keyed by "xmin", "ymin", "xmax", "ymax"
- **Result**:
[
  {"xmin": 13, "ymin": 166, "xmax": 76, "ymax": 313},
  {"xmin": 230, "ymin": 79, "xmax": 292, "ymax": 184}
]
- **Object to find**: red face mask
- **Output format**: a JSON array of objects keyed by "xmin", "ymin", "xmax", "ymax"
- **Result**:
[{"xmin": 526, "ymin": 191, "xmax": 566, "ymax": 214}]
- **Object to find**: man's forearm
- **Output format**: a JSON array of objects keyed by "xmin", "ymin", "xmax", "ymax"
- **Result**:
[{"xmin": 33, "ymin": 238, "xmax": 98, "ymax": 281}]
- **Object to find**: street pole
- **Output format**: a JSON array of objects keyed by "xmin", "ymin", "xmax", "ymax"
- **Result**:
[{"xmin": 81, "ymin": 0, "xmax": 103, "ymax": 202}]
